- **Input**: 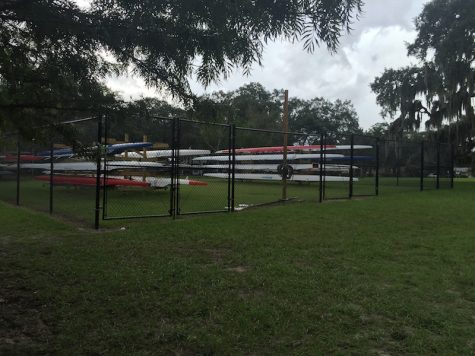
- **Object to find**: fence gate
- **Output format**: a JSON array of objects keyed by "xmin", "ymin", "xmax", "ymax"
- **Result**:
[
  {"xmin": 351, "ymin": 134, "xmax": 379, "ymax": 197},
  {"xmin": 102, "ymin": 117, "xmax": 175, "ymax": 219},
  {"xmin": 175, "ymin": 119, "xmax": 232, "ymax": 215},
  {"xmin": 102, "ymin": 117, "xmax": 234, "ymax": 219}
]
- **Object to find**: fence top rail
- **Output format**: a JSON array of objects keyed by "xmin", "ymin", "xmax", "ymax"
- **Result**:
[
  {"xmin": 0, "ymin": 116, "xmax": 98, "ymax": 138},
  {"xmin": 379, "ymin": 138, "xmax": 424, "ymax": 145},
  {"xmin": 53, "ymin": 116, "xmax": 97, "ymax": 126},
  {"xmin": 121, "ymin": 116, "xmax": 231, "ymax": 128},
  {"xmin": 235, "ymin": 126, "xmax": 310, "ymax": 137},
  {"xmin": 352, "ymin": 133, "xmax": 380, "ymax": 140},
  {"xmin": 178, "ymin": 118, "xmax": 231, "ymax": 128}
]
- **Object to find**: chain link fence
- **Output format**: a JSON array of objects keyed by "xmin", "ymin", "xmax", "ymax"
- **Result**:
[
  {"xmin": 0, "ymin": 118, "xmax": 100, "ymax": 225},
  {"xmin": 0, "ymin": 116, "xmax": 455, "ymax": 228},
  {"xmin": 321, "ymin": 134, "xmax": 352, "ymax": 200},
  {"xmin": 379, "ymin": 140, "xmax": 422, "ymax": 191},
  {"xmin": 352, "ymin": 134, "xmax": 379, "ymax": 197},
  {"xmin": 103, "ymin": 116, "xmax": 174, "ymax": 219},
  {"xmin": 177, "ymin": 119, "xmax": 231, "ymax": 215},
  {"xmin": 0, "ymin": 133, "xmax": 20, "ymax": 205}
]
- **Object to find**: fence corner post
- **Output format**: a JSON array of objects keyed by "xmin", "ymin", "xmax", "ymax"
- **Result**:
[
  {"xmin": 349, "ymin": 134, "xmax": 354, "ymax": 199},
  {"xmin": 169, "ymin": 117, "xmax": 176, "ymax": 219},
  {"xmin": 49, "ymin": 132, "xmax": 54, "ymax": 214},
  {"xmin": 319, "ymin": 133, "xmax": 324, "ymax": 203},
  {"xmin": 16, "ymin": 132, "xmax": 20, "ymax": 206},
  {"xmin": 375, "ymin": 138, "xmax": 380, "ymax": 196},
  {"xmin": 450, "ymin": 142, "xmax": 455, "ymax": 189},
  {"xmin": 420, "ymin": 141, "xmax": 424, "ymax": 192},
  {"xmin": 436, "ymin": 141, "xmax": 440, "ymax": 190},
  {"xmin": 231, "ymin": 124, "xmax": 236, "ymax": 212},
  {"xmin": 94, "ymin": 115, "xmax": 104, "ymax": 230}
]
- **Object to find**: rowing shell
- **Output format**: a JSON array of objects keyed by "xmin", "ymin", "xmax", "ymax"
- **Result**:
[
  {"xmin": 195, "ymin": 163, "xmax": 356, "ymax": 173},
  {"xmin": 18, "ymin": 161, "xmax": 166, "ymax": 172},
  {"xmin": 110, "ymin": 176, "xmax": 208, "ymax": 188},
  {"xmin": 119, "ymin": 149, "xmax": 211, "ymax": 159},
  {"xmin": 193, "ymin": 153, "xmax": 344, "ymax": 162},
  {"xmin": 216, "ymin": 145, "xmax": 373, "ymax": 154},
  {"xmin": 204, "ymin": 173, "xmax": 357, "ymax": 182}
]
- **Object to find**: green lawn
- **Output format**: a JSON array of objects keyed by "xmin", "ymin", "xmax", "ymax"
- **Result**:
[
  {"xmin": 0, "ymin": 175, "xmax": 448, "ymax": 226},
  {"xmin": 1, "ymin": 180, "xmax": 474, "ymax": 354}
]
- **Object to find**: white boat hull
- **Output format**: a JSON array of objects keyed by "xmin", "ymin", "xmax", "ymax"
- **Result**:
[{"xmin": 204, "ymin": 173, "xmax": 357, "ymax": 182}]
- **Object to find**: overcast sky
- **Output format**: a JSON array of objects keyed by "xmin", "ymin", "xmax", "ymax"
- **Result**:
[{"xmin": 105, "ymin": 0, "xmax": 429, "ymax": 129}]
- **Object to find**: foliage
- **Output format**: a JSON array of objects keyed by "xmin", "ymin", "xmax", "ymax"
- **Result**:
[
  {"xmin": 189, "ymin": 83, "xmax": 362, "ymax": 147},
  {"xmin": 370, "ymin": 0, "xmax": 475, "ymax": 147},
  {"xmin": 106, "ymin": 98, "xmax": 186, "ymax": 143},
  {"xmin": 192, "ymin": 83, "xmax": 282, "ymax": 128},
  {"xmin": 365, "ymin": 122, "xmax": 390, "ymax": 139},
  {"xmin": 0, "ymin": 0, "xmax": 119, "ymax": 136},
  {"xmin": 0, "ymin": 0, "xmax": 363, "ymax": 136},
  {"xmin": 288, "ymin": 97, "xmax": 362, "ymax": 143}
]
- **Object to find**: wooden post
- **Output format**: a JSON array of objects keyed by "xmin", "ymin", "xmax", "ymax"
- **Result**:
[
  {"xmin": 124, "ymin": 133, "xmax": 129, "ymax": 159},
  {"xmin": 142, "ymin": 134, "xmax": 148, "ymax": 159},
  {"xmin": 282, "ymin": 89, "xmax": 289, "ymax": 201},
  {"xmin": 142, "ymin": 134, "xmax": 148, "ymax": 181}
]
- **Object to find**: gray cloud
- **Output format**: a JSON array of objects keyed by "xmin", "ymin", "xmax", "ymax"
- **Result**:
[{"xmin": 105, "ymin": 0, "xmax": 430, "ymax": 129}]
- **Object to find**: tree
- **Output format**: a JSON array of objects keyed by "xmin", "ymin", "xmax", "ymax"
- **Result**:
[
  {"xmin": 132, "ymin": 83, "xmax": 362, "ymax": 150},
  {"xmin": 190, "ymin": 83, "xmax": 283, "ymax": 148},
  {"xmin": 288, "ymin": 97, "xmax": 361, "ymax": 143},
  {"xmin": 1, "ymin": 0, "xmax": 363, "ymax": 136},
  {"xmin": 106, "ymin": 98, "xmax": 186, "ymax": 143},
  {"xmin": 370, "ymin": 0, "xmax": 475, "ymax": 165},
  {"xmin": 365, "ymin": 122, "xmax": 390, "ymax": 139}
]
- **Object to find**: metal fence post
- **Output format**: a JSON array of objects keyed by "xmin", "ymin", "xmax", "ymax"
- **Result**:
[
  {"xmin": 175, "ymin": 118, "xmax": 181, "ymax": 216},
  {"xmin": 319, "ymin": 133, "xmax": 324, "ymax": 203},
  {"xmin": 169, "ymin": 118, "xmax": 176, "ymax": 218},
  {"xmin": 349, "ymin": 134, "xmax": 354, "ymax": 199},
  {"xmin": 436, "ymin": 141, "xmax": 440, "ymax": 190},
  {"xmin": 16, "ymin": 133, "xmax": 20, "ymax": 206},
  {"xmin": 322, "ymin": 134, "xmax": 327, "ymax": 201},
  {"xmin": 375, "ymin": 138, "xmax": 380, "ymax": 196},
  {"xmin": 420, "ymin": 141, "xmax": 424, "ymax": 192},
  {"xmin": 49, "ymin": 135, "xmax": 54, "ymax": 214},
  {"xmin": 281, "ymin": 90, "xmax": 289, "ymax": 201},
  {"xmin": 450, "ymin": 142, "xmax": 455, "ymax": 189},
  {"xmin": 94, "ymin": 116, "xmax": 103, "ymax": 230},
  {"xmin": 396, "ymin": 140, "xmax": 400, "ymax": 186},
  {"xmin": 102, "ymin": 116, "xmax": 108, "ymax": 220},
  {"xmin": 227, "ymin": 124, "xmax": 232, "ymax": 212},
  {"xmin": 231, "ymin": 124, "xmax": 236, "ymax": 212}
]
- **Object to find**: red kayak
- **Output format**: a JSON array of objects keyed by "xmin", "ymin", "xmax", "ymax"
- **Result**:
[
  {"xmin": 35, "ymin": 175, "xmax": 150, "ymax": 188},
  {"xmin": 4, "ymin": 154, "xmax": 44, "ymax": 162}
]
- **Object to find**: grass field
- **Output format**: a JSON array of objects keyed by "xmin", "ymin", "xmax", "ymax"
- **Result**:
[
  {"xmin": 0, "ymin": 174, "xmax": 451, "ymax": 226},
  {"xmin": 1, "ymin": 180, "xmax": 474, "ymax": 354}
]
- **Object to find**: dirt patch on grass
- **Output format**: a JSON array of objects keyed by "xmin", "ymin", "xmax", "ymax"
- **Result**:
[
  {"xmin": 0, "ymin": 278, "xmax": 53, "ymax": 354},
  {"xmin": 226, "ymin": 266, "xmax": 248, "ymax": 273},
  {"xmin": 204, "ymin": 248, "xmax": 231, "ymax": 263}
]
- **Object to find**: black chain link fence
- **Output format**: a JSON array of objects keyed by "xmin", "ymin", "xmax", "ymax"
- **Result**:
[
  {"xmin": 103, "ymin": 116, "xmax": 175, "ymax": 219},
  {"xmin": 379, "ymin": 140, "xmax": 422, "ymax": 191},
  {"xmin": 321, "ymin": 134, "xmax": 352, "ymax": 200},
  {"xmin": 0, "ymin": 116, "xmax": 455, "ymax": 228},
  {"xmin": 0, "ymin": 133, "xmax": 20, "ymax": 205},
  {"xmin": 0, "ymin": 118, "xmax": 100, "ymax": 225},
  {"xmin": 233, "ymin": 127, "xmax": 318, "ymax": 208},
  {"xmin": 177, "ymin": 119, "xmax": 231, "ymax": 215},
  {"xmin": 352, "ymin": 134, "xmax": 379, "ymax": 197}
]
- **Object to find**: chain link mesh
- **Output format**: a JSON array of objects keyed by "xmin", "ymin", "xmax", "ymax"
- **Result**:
[{"xmin": 0, "ymin": 117, "xmax": 456, "ymax": 226}]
